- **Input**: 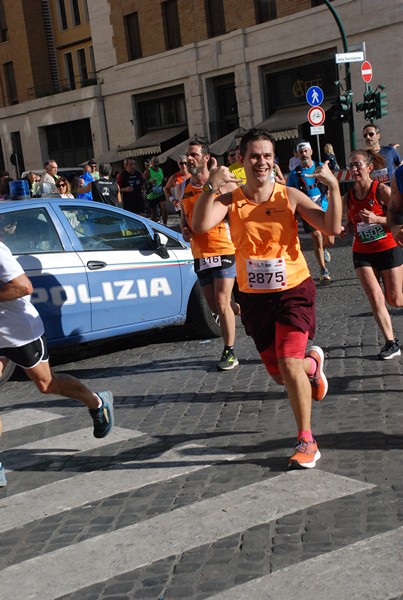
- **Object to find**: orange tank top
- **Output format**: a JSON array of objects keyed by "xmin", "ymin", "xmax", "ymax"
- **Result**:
[
  {"xmin": 229, "ymin": 184, "xmax": 310, "ymax": 293},
  {"xmin": 182, "ymin": 180, "xmax": 235, "ymax": 259}
]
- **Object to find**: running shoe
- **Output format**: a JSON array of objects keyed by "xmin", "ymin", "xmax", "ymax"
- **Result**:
[
  {"xmin": 217, "ymin": 349, "xmax": 239, "ymax": 371},
  {"xmin": 306, "ymin": 345, "xmax": 328, "ymax": 401},
  {"xmin": 288, "ymin": 438, "xmax": 321, "ymax": 469},
  {"xmin": 89, "ymin": 391, "xmax": 114, "ymax": 438},
  {"xmin": 323, "ymin": 249, "xmax": 331, "ymax": 263},
  {"xmin": 377, "ymin": 338, "xmax": 401, "ymax": 360},
  {"xmin": 320, "ymin": 267, "xmax": 331, "ymax": 281},
  {"xmin": 0, "ymin": 465, "xmax": 7, "ymax": 487}
]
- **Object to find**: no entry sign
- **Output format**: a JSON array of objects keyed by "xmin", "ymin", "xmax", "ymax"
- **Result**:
[{"xmin": 361, "ymin": 61, "xmax": 373, "ymax": 83}]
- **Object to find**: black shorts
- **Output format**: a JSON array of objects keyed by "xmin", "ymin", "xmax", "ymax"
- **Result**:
[
  {"xmin": 353, "ymin": 246, "xmax": 403, "ymax": 271},
  {"xmin": 238, "ymin": 277, "xmax": 316, "ymax": 353},
  {"xmin": 147, "ymin": 195, "xmax": 166, "ymax": 208},
  {"xmin": 0, "ymin": 336, "xmax": 49, "ymax": 369}
]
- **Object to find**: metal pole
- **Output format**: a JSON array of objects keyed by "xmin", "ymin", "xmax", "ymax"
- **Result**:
[
  {"xmin": 323, "ymin": 0, "xmax": 356, "ymax": 150},
  {"xmin": 316, "ymin": 135, "xmax": 321, "ymax": 162}
]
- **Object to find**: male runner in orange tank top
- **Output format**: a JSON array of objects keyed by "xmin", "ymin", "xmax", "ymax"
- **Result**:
[
  {"xmin": 181, "ymin": 140, "xmax": 240, "ymax": 371},
  {"xmin": 192, "ymin": 128, "xmax": 343, "ymax": 469}
]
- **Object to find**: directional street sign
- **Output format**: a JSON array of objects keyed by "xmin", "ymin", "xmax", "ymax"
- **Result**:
[
  {"xmin": 306, "ymin": 86, "xmax": 324, "ymax": 106},
  {"xmin": 335, "ymin": 51, "xmax": 365, "ymax": 64},
  {"xmin": 307, "ymin": 106, "xmax": 326, "ymax": 126},
  {"xmin": 361, "ymin": 60, "xmax": 373, "ymax": 83}
]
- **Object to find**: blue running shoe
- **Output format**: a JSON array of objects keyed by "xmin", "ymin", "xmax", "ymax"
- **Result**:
[
  {"xmin": 0, "ymin": 465, "xmax": 7, "ymax": 487},
  {"xmin": 90, "ymin": 391, "xmax": 114, "ymax": 438},
  {"xmin": 320, "ymin": 267, "xmax": 331, "ymax": 281}
]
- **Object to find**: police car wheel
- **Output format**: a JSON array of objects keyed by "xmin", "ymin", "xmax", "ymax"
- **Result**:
[
  {"xmin": 0, "ymin": 361, "xmax": 16, "ymax": 387},
  {"xmin": 186, "ymin": 282, "xmax": 221, "ymax": 339}
]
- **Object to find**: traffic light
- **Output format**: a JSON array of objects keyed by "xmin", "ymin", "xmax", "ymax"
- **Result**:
[
  {"xmin": 375, "ymin": 89, "xmax": 388, "ymax": 119},
  {"xmin": 335, "ymin": 92, "xmax": 352, "ymax": 122},
  {"xmin": 363, "ymin": 89, "xmax": 377, "ymax": 122}
]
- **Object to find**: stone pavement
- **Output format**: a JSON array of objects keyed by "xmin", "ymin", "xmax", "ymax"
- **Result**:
[{"xmin": 0, "ymin": 227, "xmax": 402, "ymax": 600}]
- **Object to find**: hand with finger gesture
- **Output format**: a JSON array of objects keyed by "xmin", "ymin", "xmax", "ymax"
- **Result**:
[
  {"xmin": 305, "ymin": 161, "xmax": 338, "ymax": 187},
  {"xmin": 207, "ymin": 157, "xmax": 245, "ymax": 192}
]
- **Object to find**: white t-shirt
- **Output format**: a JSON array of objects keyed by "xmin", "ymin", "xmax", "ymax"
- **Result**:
[{"xmin": 0, "ymin": 242, "xmax": 44, "ymax": 347}]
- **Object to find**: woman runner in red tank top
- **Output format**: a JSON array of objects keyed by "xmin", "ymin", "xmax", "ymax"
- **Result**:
[{"xmin": 343, "ymin": 149, "xmax": 403, "ymax": 359}]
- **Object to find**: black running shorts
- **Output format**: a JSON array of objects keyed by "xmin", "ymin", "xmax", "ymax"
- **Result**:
[{"xmin": 0, "ymin": 335, "xmax": 49, "ymax": 369}]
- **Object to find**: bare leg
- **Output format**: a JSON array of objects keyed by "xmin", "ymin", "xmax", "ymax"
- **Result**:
[
  {"xmin": 213, "ymin": 277, "xmax": 236, "ymax": 347},
  {"xmin": 159, "ymin": 200, "xmax": 168, "ymax": 226},
  {"xmin": 23, "ymin": 360, "xmax": 100, "ymax": 409},
  {"xmin": 356, "ymin": 266, "xmax": 395, "ymax": 340},
  {"xmin": 278, "ymin": 356, "xmax": 312, "ymax": 431},
  {"xmin": 381, "ymin": 266, "xmax": 403, "ymax": 307},
  {"xmin": 311, "ymin": 230, "xmax": 325, "ymax": 270}
]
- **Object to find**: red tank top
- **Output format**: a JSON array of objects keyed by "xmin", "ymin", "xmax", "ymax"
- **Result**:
[{"xmin": 347, "ymin": 181, "xmax": 397, "ymax": 253}]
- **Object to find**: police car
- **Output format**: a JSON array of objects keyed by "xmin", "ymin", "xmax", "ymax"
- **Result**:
[{"xmin": 0, "ymin": 197, "xmax": 220, "ymax": 384}]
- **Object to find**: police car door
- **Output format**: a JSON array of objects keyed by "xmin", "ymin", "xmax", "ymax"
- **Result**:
[
  {"xmin": 0, "ymin": 205, "xmax": 91, "ymax": 344},
  {"xmin": 59, "ymin": 204, "xmax": 182, "ymax": 333}
]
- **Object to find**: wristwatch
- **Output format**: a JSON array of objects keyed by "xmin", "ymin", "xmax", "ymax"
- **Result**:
[{"xmin": 202, "ymin": 182, "xmax": 216, "ymax": 194}]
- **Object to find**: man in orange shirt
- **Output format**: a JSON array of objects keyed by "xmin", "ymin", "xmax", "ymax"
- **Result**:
[
  {"xmin": 181, "ymin": 140, "xmax": 240, "ymax": 371},
  {"xmin": 193, "ymin": 128, "xmax": 342, "ymax": 469},
  {"xmin": 163, "ymin": 155, "xmax": 190, "ymax": 214}
]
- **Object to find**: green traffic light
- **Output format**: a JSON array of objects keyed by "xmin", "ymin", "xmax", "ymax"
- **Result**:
[{"xmin": 375, "ymin": 91, "xmax": 388, "ymax": 118}]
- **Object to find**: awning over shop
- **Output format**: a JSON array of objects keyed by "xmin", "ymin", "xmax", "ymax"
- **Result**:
[
  {"xmin": 208, "ymin": 128, "xmax": 248, "ymax": 156},
  {"xmin": 257, "ymin": 103, "xmax": 331, "ymax": 141},
  {"xmin": 157, "ymin": 138, "xmax": 191, "ymax": 163},
  {"xmin": 118, "ymin": 126, "xmax": 187, "ymax": 159},
  {"xmin": 95, "ymin": 148, "xmax": 124, "ymax": 164}
]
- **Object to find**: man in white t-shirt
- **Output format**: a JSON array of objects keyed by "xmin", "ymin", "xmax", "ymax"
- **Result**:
[{"xmin": 0, "ymin": 242, "xmax": 114, "ymax": 487}]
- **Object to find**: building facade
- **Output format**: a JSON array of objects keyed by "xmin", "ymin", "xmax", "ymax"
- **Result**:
[{"xmin": 0, "ymin": 0, "xmax": 401, "ymax": 176}]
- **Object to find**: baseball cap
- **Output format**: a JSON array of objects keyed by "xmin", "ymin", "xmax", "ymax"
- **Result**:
[
  {"xmin": 296, "ymin": 141, "xmax": 312, "ymax": 151},
  {"xmin": 88, "ymin": 159, "xmax": 97, "ymax": 166}
]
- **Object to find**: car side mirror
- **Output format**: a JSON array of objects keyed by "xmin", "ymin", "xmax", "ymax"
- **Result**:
[{"xmin": 153, "ymin": 232, "xmax": 169, "ymax": 259}]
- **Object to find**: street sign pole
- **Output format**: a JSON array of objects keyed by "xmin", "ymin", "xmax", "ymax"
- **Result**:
[
  {"xmin": 316, "ymin": 136, "xmax": 321, "ymax": 162},
  {"xmin": 324, "ymin": 0, "xmax": 356, "ymax": 150}
]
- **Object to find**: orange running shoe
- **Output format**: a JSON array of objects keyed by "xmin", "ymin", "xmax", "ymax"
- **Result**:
[
  {"xmin": 307, "ymin": 345, "xmax": 328, "ymax": 401},
  {"xmin": 288, "ymin": 438, "xmax": 321, "ymax": 469}
]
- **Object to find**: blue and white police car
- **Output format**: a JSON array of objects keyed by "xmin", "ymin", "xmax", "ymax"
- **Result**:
[{"xmin": 0, "ymin": 197, "xmax": 220, "ymax": 384}]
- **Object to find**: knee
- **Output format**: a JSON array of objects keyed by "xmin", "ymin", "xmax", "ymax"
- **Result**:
[
  {"xmin": 386, "ymin": 292, "xmax": 403, "ymax": 308},
  {"xmin": 34, "ymin": 375, "xmax": 56, "ymax": 395},
  {"xmin": 278, "ymin": 356, "xmax": 303, "ymax": 379},
  {"xmin": 311, "ymin": 231, "xmax": 322, "ymax": 246},
  {"xmin": 215, "ymin": 292, "xmax": 231, "ymax": 312}
]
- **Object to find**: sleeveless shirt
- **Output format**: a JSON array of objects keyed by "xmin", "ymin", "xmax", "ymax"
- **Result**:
[
  {"xmin": 229, "ymin": 184, "xmax": 310, "ymax": 293},
  {"xmin": 347, "ymin": 180, "xmax": 397, "ymax": 253},
  {"xmin": 181, "ymin": 180, "xmax": 235, "ymax": 259}
]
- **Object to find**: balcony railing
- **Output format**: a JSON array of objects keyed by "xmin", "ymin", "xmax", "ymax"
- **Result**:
[{"xmin": 27, "ymin": 73, "xmax": 99, "ymax": 100}]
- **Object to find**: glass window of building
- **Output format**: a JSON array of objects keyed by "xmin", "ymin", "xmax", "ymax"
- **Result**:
[
  {"xmin": 124, "ymin": 12, "xmax": 142, "ymax": 61},
  {"xmin": 70, "ymin": 0, "xmax": 81, "ymax": 26},
  {"xmin": 255, "ymin": 0, "xmax": 277, "ymax": 23},
  {"xmin": 0, "ymin": 1, "xmax": 8, "ymax": 42},
  {"xmin": 63, "ymin": 52, "xmax": 75, "ymax": 90},
  {"xmin": 205, "ymin": 0, "xmax": 225, "ymax": 38},
  {"xmin": 57, "ymin": 0, "xmax": 68, "ymax": 30},
  {"xmin": 162, "ymin": 0, "xmax": 181, "ymax": 50},
  {"xmin": 3, "ymin": 62, "xmax": 17, "ymax": 104},
  {"xmin": 76, "ymin": 49, "xmax": 88, "ymax": 84}
]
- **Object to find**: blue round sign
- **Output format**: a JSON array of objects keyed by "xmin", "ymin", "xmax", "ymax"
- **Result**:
[{"xmin": 306, "ymin": 86, "xmax": 324, "ymax": 107}]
